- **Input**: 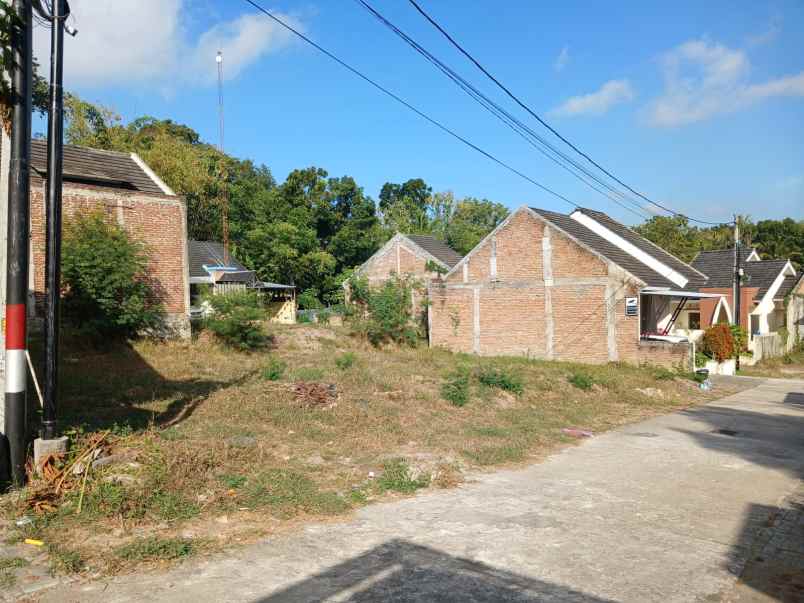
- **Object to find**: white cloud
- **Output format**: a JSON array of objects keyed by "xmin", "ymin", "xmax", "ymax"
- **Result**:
[
  {"xmin": 550, "ymin": 79, "xmax": 635, "ymax": 117},
  {"xmin": 33, "ymin": 0, "xmax": 300, "ymax": 89},
  {"xmin": 553, "ymin": 46, "xmax": 570, "ymax": 73},
  {"xmin": 647, "ymin": 39, "xmax": 804, "ymax": 127}
]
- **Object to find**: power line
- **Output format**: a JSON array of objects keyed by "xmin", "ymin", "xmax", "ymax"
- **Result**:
[
  {"xmin": 406, "ymin": 0, "xmax": 729, "ymax": 227},
  {"xmin": 355, "ymin": 0, "xmax": 652, "ymax": 223},
  {"xmin": 242, "ymin": 0, "xmax": 578, "ymax": 210}
]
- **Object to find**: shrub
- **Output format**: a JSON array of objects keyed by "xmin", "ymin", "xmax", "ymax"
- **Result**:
[
  {"xmin": 476, "ymin": 366, "xmax": 524, "ymax": 394},
  {"xmin": 61, "ymin": 211, "xmax": 163, "ymax": 340},
  {"xmin": 204, "ymin": 291, "xmax": 268, "ymax": 350},
  {"xmin": 441, "ymin": 367, "xmax": 471, "ymax": 407},
  {"xmin": 297, "ymin": 288, "xmax": 323, "ymax": 310},
  {"xmin": 568, "ymin": 371, "xmax": 594, "ymax": 390},
  {"xmin": 730, "ymin": 325, "xmax": 748, "ymax": 355},
  {"xmin": 376, "ymin": 458, "xmax": 430, "ymax": 493},
  {"xmin": 335, "ymin": 352, "xmax": 356, "ymax": 370},
  {"xmin": 652, "ymin": 366, "xmax": 676, "ymax": 381},
  {"xmin": 317, "ymin": 309, "xmax": 332, "ymax": 325},
  {"xmin": 701, "ymin": 323, "xmax": 735, "ymax": 362},
  {"xmin": 262, "ymin": 357, "xmax": 286, "ymax": 381},
  {"xmin": 347, "ymin": 274, "xmax": 421, "ymax": 346}
]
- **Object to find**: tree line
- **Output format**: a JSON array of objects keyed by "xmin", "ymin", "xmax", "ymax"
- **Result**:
[{"xmin": 60, "ymin": 95, "xmax": 509, "ymax": 307}]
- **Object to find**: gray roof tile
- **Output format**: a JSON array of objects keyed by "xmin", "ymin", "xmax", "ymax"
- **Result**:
[
  {"xmin": 188, "ymin": 240, "xmax": 249, "ymax": 279},
  {"xmin": 405, "ymin": 234, "xmax": 463, "ymax": 268},
  {"xmin": 29, "ymin": 139, "xmax": 168, "ymax": 195}
]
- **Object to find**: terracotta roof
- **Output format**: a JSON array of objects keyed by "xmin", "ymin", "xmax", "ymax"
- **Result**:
[
  {"xmin": 405, "ymin": 234, "xmax": 463, "ymax": 268},
  {"xmin": 29, "ymin": 139, "xmax": 168, "ymax": 195}
]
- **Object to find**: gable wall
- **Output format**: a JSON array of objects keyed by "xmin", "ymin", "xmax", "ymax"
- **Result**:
[
  {"xmin": 29, "ymin": 184, "xmax": 190, "ymax": 337},
  {"xmin": 360, "ymin": 239, "xmax": 442, "ymax": 286}
]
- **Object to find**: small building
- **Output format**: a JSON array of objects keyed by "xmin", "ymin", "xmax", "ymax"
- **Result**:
[
  {"xmin": 691, "ymin": 248, "xmax": 803, "ymax": 354},
  {"xmin": 188, "ymin": 240, "xmax": 296, "ymax": 324},
  {"xmin": 428, "ymin": 206, "xmax": 723, "ymax": 368},
  {"xmin": 353, "ymin": 233, "xmax": 463, "ymax": 286},
  {"xmin": 0, "ymin": 138, "xmax": 192, "ymax": 338}
]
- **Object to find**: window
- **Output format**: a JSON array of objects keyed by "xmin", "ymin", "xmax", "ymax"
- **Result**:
[{"xmin": 688, "ymin": 312, "xmax": 701, "ymax": 330}]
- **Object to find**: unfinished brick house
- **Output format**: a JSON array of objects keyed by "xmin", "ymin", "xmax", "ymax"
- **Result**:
[
  {"xmin": 353, "ymin": 233, "xmax": 463, "ymax": 286},
  {"xmin": 428, "ymin": 206, "xmax": 724, "ymax": 368},
  {"xmin": 14, "ymin": 139, "xmax": 191, "ymax": 337}
]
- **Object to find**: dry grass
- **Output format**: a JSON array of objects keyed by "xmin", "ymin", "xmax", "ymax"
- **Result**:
[
  {"xmin": 0, "ymin": 324, "xmax": 745, "ymax": 577},
  {"xmin": 739, "ymin": 348, "xmax": 804, "ymax": 379}
]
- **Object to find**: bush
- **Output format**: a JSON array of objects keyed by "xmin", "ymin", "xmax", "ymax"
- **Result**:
[
  {"xmin": 568, "ymin": 371, "xmax": 594, "ymax": 390},
  {"xmin": 377, "ymin": 458, "xmax": 430, "ymax": 493},
  {"xmin": 262, "ymin": 357, "xmax": 286, "ymax": 381},
  {"xmin": 347, "ymin": 274, "xmax": 421, "ymax": 346},
  {"xmin": 317, "ymin": 309, "xmax": 332, "ymax": 325},
  {"xmin": 730, "ymin": 325, "xmax": 748, "ymax": 355},
  {"xmin": 335, "ymin": 352, "xmax": 356, "ymax": 370},
  {"xmin": 476, "ymin": 366, "xmax": 524, "ymax": 395},
  {"xmin": 204, "ymin": 291, "xmax": 268, "ymax": 350},
  {"xmin": 701, "ymin": 323, "xmax": 735, "ymax": 362},
  {"xmin": 297, "ymin": 288, "xmax": 323, "ymax": 310},
  {"xmin": 61, "ymin": 211, "xmax": 163, "ymax": 340},
  {"xmin": 441, "ymin": 367, "xmax": 471, "ymax": 407}
]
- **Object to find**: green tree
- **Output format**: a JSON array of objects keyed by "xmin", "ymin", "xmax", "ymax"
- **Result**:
[{"xmin": 446, "ymin": 197, "xmax": 508, "ymax": 255}]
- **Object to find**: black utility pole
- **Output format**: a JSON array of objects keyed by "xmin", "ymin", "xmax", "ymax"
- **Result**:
[
  {"xmin": 734, "ymin": 216, "xmax": 742, "ymax": 371},
  {"xmin": 3, "ymin": 0, "xmax": 33, "ymax": 486},
  {"xmin": 42, "ymin": 0, "xmax": 66, "ymax": 440}
]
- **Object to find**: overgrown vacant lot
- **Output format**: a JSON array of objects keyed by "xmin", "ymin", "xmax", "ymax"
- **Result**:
[
  {"xmin": 740, "ymin": 348, "xmax": 804, "ymax": 379},
  {"xmin": 1, "ymin": 325, "xmax": 741, "ymax": 579}
]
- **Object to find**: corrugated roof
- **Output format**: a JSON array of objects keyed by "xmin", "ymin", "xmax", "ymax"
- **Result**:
[
  {"xmin": 188, "ymin": 240, "xmax": 250, "ymax": 279},
  {"xmin": 29, "ymin": 139, "xmax": 168, "ymax": 195},
  {"xmin": 530, "ymin": 208, "xmax": 677, "ymax": 288},
  {"xmin": 405, "ymin": 234, "xmax": 463, "ymax": 268}
]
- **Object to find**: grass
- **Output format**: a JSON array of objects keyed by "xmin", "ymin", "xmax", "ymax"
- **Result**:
[
  {"xmin": 476, "ymin": 366, "xmax": 524, "ymax": 395},
  {"xmin": 740, "ymin": 348, "xmax": 804, "ymax": 379},
  {"xmin": 48, "ymin": 544, "xmax": 84, "ymax": 574},
  {"xmin": 0, "ymin": 557, "xmax": 28, "ymax": 589},
  {"xmin": 568, "ymin": 371, "xmax": 595, "ymax": 390},
  {"xmin": 0, "ymin": 323, "xmax": 744, "ymax": 578},
  {"xmin": 116, "ymin": 537, "xmax": 194, "ymax": 562}
]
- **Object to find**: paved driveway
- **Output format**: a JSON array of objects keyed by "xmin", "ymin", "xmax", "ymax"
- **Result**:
[{"xmin": 46, "ymin": 379, "xmax": 804, "ymax": 602}]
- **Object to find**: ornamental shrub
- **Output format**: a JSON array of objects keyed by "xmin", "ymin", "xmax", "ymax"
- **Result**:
[
  {"xmin": 701, "ymin": 323, "xmax": 735, "ymax": 362},
  {"xmin": 204, "ymin": 290, "xmax": 268, "ymax": 350},
  {"xmin": 61, "ymin": 211, "xmax": 162, "ymax": 340}
]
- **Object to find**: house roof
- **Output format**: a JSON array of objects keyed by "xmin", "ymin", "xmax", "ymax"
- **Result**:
[
  {"xmin": 530, "ymin": 208, "xmax": 679, "ymax": 288},
  {"xmin": 576, "ymin": 208, "xmax": 708, "ymax": 286},
  {"xmin": 777, "ymin": 273, "xmax": 801, "ymax": 300},
  {"xmin": 188, "ymin": 240, "xmax": 250, "ymax": 279},
  {"xmin": 404, "ymin": 234, "xmax": 463, "ymax": 268},
  {"xmin": 693, "ymin": 249, "xmax": 794, "ymax": 298},
  {"xmin": 28, "ymin": 139, "xmax": 170, "ymax": 195},
  {"xmin": 691, "ymin": 248, "xmax": 754, "ymax": 288}
]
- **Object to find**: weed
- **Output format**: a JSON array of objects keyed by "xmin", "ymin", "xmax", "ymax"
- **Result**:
[
  {"xmin": 149, "ymin": 490, "xmax": 200, "ymax": 521},
  {"xmin": 376, "ymin": 458, "xmax": 430, "ymax": 493},
  {"xmin": 81, "ymin": 481, "xmax": 146, "ymax": 520},
  {"xmin": 463, "ymin": 444, "xmax": 525, "ymax": 466},
  {"xmin": 243, "ymin": 470, "xmax": 349, "ymax": 517},
  {"xmin": 48, "ymin": 544, "xmax": 84, "ymax": 574},
  {"xmin": 0, "ymin": 557, "xmax": 27, "ymax": 571},
  {"xmin": 0, "ymin": 570, "xmax": 16, "ymax": 589},
  {"xmin": 218, "ymin": 474, "xmax": 247, "ymax": 489},
  {"xmin": 262, "ymin": 357, "xmax": 287, "ymax": 381},
  {"xmin": 335, "ymin": 352, "xmax": 356, "ymax": 370},
  {"xmin": 116, "ymin": 537, "xmax": 194, "ymax": 562},
  {"xmin": 652, "ymin": 366, "xmax": 676, "ymax": 381},
  {"xmin": 476, "ymin": 366, "xmax": 524, "ymax": 394},
  {"xmin": 568, "ymin": 371, "xmax": 595, "ymax": 390},
  {"xmin": 468, "ymin": 425, "xmax": 513, "ymax": 438},
  {"xmin": 441, "ymin": 367, "xmax": 470, "ymax": 407},
  {"xmin": 293, "ymin": 366, "xmax": 326, "ymax": 381}
]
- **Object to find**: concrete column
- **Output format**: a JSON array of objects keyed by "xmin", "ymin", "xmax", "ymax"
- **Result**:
[
  {"xmin": 490, "ymin": 236, "xmax": 497, "ymax": 280},
  {"xmin": 473, "ymin": 286, "xmax": 480, "ymax": 354},
  {"xmin": 605, "ymin": 277, "xmax": 618, "ymax": 361},
  {"xmin": 542, "ymin": 228, "xmax": 554, "ymax": 360}
]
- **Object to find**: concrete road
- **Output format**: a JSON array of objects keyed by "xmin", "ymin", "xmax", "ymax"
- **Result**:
[{"xmin": 45, "ymin": 379, "xmax": 804, "ymax": 603}]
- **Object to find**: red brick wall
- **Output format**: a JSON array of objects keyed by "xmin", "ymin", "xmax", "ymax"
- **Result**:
[
  {"xmin": 699, "ymin": 287, "xmax": 758, "ymax": 329},
  {"xmin": 430, "ymin": 207, "xmax": 688, "ymax": 368},
  {"xmin": 29, "ymin": 184, "xmax": 190, "ymax": 336},
  {"xmin": 360, "ymin": 238, "xmax": 442, "ymax": 285}
]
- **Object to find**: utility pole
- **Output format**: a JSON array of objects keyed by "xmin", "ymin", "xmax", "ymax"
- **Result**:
[
  {"xmin": 733, "ymin": 215, "xmax": 742, "ymax": 371},
  {"xmin": 3, "ymin": 0, "xmax": 33, "ymax": 486},
  {"xmin": 42, "ymin": 0, "xmax": 67, "ymax": 440},
  {"xmin": 216, "ymin": 50, "xmax": 229, "ymax": 266}
]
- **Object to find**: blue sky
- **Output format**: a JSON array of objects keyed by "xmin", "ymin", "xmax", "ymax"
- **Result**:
[{"xmin": 34, "ymin": 1, "xmax": 804, "ymax": 225}]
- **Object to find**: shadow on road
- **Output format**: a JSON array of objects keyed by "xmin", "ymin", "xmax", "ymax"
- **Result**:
[{"xmin": 254, "ymin": 539, "xmax": 613, "ymax": 603}]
